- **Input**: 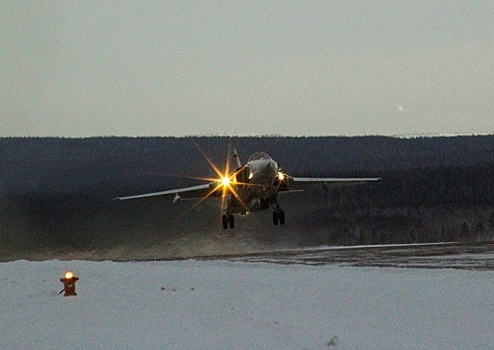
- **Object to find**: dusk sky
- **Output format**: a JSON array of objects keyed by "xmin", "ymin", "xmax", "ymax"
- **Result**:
[{"xmin": 2, "ymin": 1, "xmax": 493, "ymax": 137}]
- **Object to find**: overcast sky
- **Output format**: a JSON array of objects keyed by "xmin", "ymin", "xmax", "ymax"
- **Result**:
[{"xmin": 1, "ymin": 1, "xmax": 493, "ymax": 137}]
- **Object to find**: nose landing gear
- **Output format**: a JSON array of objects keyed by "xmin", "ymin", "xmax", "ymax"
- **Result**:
[
  {"xmin": 272, "ymin": 209, "xmax": 285, "ymax": 225},
  {"xmin": 271, "ymin": 197, "xmax": 285, "ymax": 225},
  {"xmin": 271, "ymin": 196, "xmax": 285, "ymax": 225}
]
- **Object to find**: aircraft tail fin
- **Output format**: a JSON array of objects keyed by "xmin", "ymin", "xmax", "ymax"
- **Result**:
[{"xmin": 233, "ymin": 147, "xmax": 242, "ymax": 168}]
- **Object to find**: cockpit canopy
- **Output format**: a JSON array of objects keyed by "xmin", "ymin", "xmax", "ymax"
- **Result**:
[{"xmin": 247, "ymin": 152, "xmax": 272, "ymax": 162}]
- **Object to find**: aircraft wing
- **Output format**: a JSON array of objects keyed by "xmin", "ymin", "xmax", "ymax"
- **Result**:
[
  {"xmin": 114, "ymin": 183, "xmax": 217, "ymax": 201},
  {"xmin": 288, "ymin": 177, "xmax": 381, "ymax": 190}
]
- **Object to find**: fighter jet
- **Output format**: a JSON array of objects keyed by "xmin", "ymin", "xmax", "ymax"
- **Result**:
[{"xmin": 115, "ymin": 149, "xmax": 380, "ymax": 229}]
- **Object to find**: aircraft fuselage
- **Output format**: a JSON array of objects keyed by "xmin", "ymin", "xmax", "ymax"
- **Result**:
[{"xmin": 223, "ymin": 152, "xmax": 286, "ymax": 216}]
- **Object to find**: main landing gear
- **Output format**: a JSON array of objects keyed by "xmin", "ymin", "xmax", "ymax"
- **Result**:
[
  {"xmin": 222, "ymin": 196, "xmax": 286, "ymax": 228},
  {"xmin": 272, "ymin": 210, "xmax": 285, "ymax": 225},
  {"xmin": 222, "ymin": 214, "xmax": 234, "ymax": 229}
]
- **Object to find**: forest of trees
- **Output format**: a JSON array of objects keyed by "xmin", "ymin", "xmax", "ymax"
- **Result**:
[{"xmin": 1, "ymin": 135, "xmax": 493, "ymax": 261}]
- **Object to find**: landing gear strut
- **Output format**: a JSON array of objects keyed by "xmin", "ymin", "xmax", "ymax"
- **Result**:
[
  {"xmin": 270, "ymin": 196, "xmax": 285, "ymax": 225},
  {"xmin": 222, "ymin": 214, "xmax": 234, "ymax": 229}
]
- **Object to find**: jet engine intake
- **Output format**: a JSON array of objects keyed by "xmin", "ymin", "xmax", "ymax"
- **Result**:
[{"xmin": 236, "ymin": 166, "xmax": 251, "ymax": 183}]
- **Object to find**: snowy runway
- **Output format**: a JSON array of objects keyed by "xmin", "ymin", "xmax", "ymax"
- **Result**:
[{"xmin": 1, "ymin": 256, "xmax": 493, "ymax": 349}]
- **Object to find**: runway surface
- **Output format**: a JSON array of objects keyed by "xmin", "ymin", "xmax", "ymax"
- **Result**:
[{"xmin": 194, "ymin": 241, "xmax": 494, "ymax": 270}]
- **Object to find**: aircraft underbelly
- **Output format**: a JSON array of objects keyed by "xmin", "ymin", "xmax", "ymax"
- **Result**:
[{"xmin": 227, "ymin": 183, "xmax": 272, "ymax": 214}]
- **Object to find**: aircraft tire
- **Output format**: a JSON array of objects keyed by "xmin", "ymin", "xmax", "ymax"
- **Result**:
[
  {"xmin": 228, "ymin": 214, "xmax": 235, "ymax": 229},
  {"xmin": 222, "ymin": 215, "xmax": 228, "ymax": 229},
  {"xmin": 273, "ymin": 211, "xmax": 279, "ymax": 225},
  {"xmin": 279, "ymin": 210, "xmax": 285, "ymax": 225}
]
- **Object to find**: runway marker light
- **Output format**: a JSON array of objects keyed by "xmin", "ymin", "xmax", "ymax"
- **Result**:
[{"xmin": 60, "ymin": 270, "xmax": 79, "ymax": 297}]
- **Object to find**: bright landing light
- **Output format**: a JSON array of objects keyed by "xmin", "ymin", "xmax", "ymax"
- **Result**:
[{"xmin": 222, "ymin": 177, "xmax": 230, "ymax": 186}]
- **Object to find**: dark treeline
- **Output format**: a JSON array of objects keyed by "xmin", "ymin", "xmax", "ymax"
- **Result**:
[{"xmin": 1, "ymin": 135, "xmax": 494, "ymax": 261}]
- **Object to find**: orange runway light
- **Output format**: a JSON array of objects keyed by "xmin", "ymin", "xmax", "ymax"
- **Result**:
[{"xmin": 60, "ymin": 270, "xmax": 79, "ymax": 297}]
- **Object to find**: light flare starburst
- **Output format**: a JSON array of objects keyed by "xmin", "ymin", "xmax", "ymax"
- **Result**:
[{"xmin": 189, "ymin": 141, "xmax": 250, "ymax": 213}]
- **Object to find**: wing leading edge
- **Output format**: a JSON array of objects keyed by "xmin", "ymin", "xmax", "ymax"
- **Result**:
[
  {"xmin": 288, "ymin": 177, "xmax": 381, "ymax": 190},
  {"xmin": 114, "ymin": 183, "xmax": 214, "ymax": 201},
  {"xmin": 114, "ymin": 177, "xmax": 381, "ymax": 201}
]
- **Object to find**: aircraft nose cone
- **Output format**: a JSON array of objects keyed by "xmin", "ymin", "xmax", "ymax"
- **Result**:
[{"xmin": 262, "ymin": 160, "xmax": 278, "ymax": 176}]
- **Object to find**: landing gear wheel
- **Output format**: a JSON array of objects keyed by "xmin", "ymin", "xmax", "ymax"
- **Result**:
[
  {"xmin": 222, "ymin": 215, "xmax": 228, "ymax": 229},
  {"xmin": 273, "ymin": 210, "xmax": 285, "ymax": 226},
  {"xmin": 222, "ymin": 214, "xmax": 235, "ymax": 229},
  {"xmin": 279, "ymin": 210, "xmax": 285, "ymax": 225}
]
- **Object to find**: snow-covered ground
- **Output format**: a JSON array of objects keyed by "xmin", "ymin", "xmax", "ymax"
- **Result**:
[{"xmin": 1, "ymin": 259, "xmax": 493, "ymax": 349}]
